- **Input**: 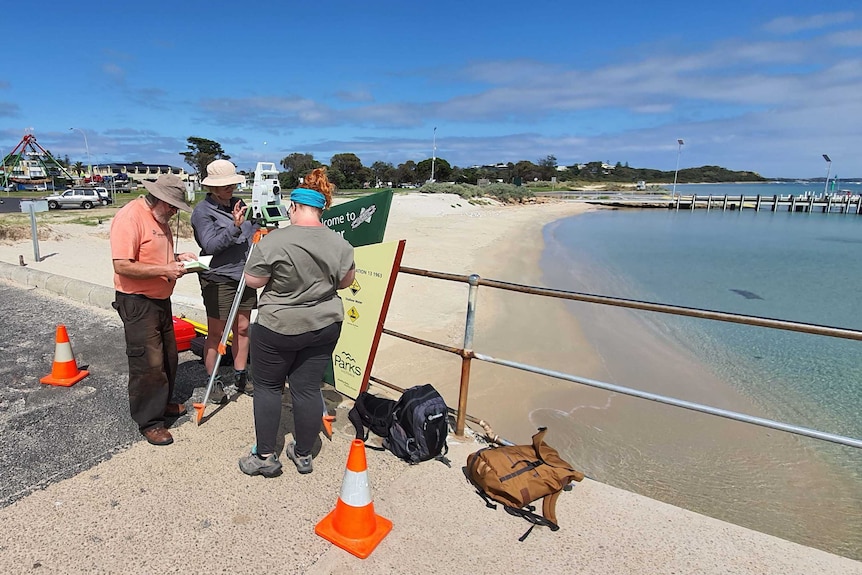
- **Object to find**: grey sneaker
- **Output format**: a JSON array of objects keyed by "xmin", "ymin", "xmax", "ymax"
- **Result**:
[
  {"xmin": 208, "ymin": 375, "xmax": 227, "ymax": 405},
  {"xmin": 238, "ymin": 451, "xmax": 282, "ymax": 477},
  {"xmin": 285, "ymin": 441, "xmax": 313, "ymax": 474},
  {"xmin": 234, "ymin": 369, "xmax": 254, "ymax": 396}
]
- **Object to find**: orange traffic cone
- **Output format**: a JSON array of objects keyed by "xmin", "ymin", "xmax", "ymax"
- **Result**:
[
  {"xmin": 40, "ymin": 324, "xmax": 89, "ymax": 387},
  {"xmin": 315, "ymin": 439, "xmax": 392, "ymax": 559}
]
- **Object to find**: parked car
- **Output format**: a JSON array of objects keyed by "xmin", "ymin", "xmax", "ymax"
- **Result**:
[
  {"xmin": 92, "ymin": 187, "xmax": 112, "ymax": 205},
  {"xmin": 44, "ymin": 188, "xmax": 106, "ymax": 210}
]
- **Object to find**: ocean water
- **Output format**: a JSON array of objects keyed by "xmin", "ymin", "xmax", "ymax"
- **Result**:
[{"xmin": 538, "ymin": 183, "xmax": 862, "ymax": 558}]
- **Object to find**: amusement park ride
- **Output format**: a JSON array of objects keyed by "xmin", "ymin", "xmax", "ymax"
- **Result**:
[{"xmin": 1, "ymin": 133, "xmax": 75, "ymax": 191}]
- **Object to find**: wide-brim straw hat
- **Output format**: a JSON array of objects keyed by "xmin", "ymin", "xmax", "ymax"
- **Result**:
[
  {"xmin": 142, "ymin": 173, "xmax": 192, "ymax": 213},
  {"xmin": 201, "ymin": 159, "xmax": 245, "ymax": 186}
]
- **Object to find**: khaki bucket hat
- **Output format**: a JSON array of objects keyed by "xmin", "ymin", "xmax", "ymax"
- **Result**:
[
  {"xmin": 142, "ymin": 173, "xmax": 192, "ymax": 212},
  {"xmin": 202, "ymin": 159, "xmax": 245, "ymax": 187}
]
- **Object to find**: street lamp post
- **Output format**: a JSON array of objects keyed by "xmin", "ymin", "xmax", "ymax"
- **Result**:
[
  {"xmin": 69, "ymin": 128, "xmax": 92, "ymax": 181},
  {"xmin": 430, "ymin": 127, "xmax": 437, "ymax": 183},
  {"xmin": 822, "ymin": 154, "xmax": 832, "ymax": 198},
  {"xmin": 672, "ymin": 139, "xmax": 684, "ymax": 200}
]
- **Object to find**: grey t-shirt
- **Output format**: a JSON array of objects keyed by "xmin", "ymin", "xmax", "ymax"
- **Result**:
[{"xmin": 245, "ymin": 225, "xmax": 354, "ymax": 335}]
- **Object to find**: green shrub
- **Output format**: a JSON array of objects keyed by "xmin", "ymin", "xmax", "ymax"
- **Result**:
[
  {"xmin": 482, "ymin": 183, "xmax": 534, "ymax": 203},
  {"xmin": 416, "ymin": 182, "xmax": 533, "ymax": 203}
]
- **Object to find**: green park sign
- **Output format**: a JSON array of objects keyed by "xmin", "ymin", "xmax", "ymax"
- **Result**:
[{"xmin": 322, "ymin": 189, "xmax": 393, "ymax": 248}]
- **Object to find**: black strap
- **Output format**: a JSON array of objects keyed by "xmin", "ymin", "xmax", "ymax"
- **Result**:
[
  {"xmin": 433, "ymin": 440, "xmax": 451, "ymax": 467},
  {"xmin": 499, "ymin": 459, "xmax": 542, "ymax": 482},
  {"xmin": 475, "ymin": 489, "xmax": 498, "ymax": 510},
  {"xmin": 504, "ymin": 505, "xmax": 560, "ymax": 540},
  {"xmin": 349, "ymin": 405, "xmax": 387, "ymax": 451},
  {"xmin": 518, "ymin": 524, "xmax": 535, "ymax": 542}
]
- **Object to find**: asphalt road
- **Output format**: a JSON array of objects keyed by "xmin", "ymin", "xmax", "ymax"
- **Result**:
[
  {"xmin": 0, "ymin": 197, "xmax": 26, "ymax": 214},
  {"xmin": 0, "ymin": 282, "xmax": 209, "ymax": 507}
]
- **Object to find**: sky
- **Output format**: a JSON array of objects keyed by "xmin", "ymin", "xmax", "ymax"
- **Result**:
[{"xmin": 1, "ymin": 1, "xmax": 860, "ymax": 179}]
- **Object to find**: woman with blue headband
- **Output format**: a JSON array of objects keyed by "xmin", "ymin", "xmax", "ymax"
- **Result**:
[{"xmin": 238, "ymin": 167, "xmax": 355, "ymax": 477}]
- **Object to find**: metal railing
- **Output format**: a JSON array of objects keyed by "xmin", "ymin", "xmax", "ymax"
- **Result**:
[{"xmin": 376, "ymin": 266, "xmax": 862, "ymax": 450}]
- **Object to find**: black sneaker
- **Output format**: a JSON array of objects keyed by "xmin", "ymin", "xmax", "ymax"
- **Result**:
[
  {"xmin": 235, "ymin": 369, "xmax": 254, "ymax": 396},
  {"xmin": 208, "ymin": 375, "xmax": 227, "ymax": 405}
]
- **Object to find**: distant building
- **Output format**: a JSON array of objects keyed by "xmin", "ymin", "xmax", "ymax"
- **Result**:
[{"xmin": 91, "ymin": 163, "xmax": 189, "ymax": 184}]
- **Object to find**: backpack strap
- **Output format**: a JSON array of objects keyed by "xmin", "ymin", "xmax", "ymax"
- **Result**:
[
  {"xmin": 474, "ymin": 488, "xmax": 498, "ymax": 510},
  {"xmin": 433, "ymin": 440, "xmax": 451, "ymax": 467},
  {"xmin": 541, "ymin": 490, "xmax": 561, "ymax": 526},
  {"xmin": 503, "ymin": 504, "xmax": 560, "ymax": 541},
  {"xmin": 348, "ymin": 405, "xmax": 388, "ymax": 451},
  {"xmin": 347, "ymin": 404, "xmax": 365, "ymax": 440}
]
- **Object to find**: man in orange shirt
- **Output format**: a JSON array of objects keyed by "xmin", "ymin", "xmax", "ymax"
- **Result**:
[{"xmin": 110, "ymin": 174, "xmax": 198, "ymax": 446}]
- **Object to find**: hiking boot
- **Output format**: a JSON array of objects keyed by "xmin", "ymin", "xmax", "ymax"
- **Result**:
[
  {"xmin": 238, "ymin": 451, "xmax": 282, "ymax": 478},
  {"xmin": 208, "ymin": 375, "xmax": 227, "ymax": 405},
  {"xmin": 285, "ymin": 441, "xmax": 313, "ymax": 474},
  {"xmin": 142, "ymin": 426, "xmax": 173, "ymax": 446},
  {"xmin": 164, "ymin": 403, "xmax": 187, "ymax": 417},
  {"xmin": 234, "ymin": 369, "xmax": 254, "ymax": 396}
]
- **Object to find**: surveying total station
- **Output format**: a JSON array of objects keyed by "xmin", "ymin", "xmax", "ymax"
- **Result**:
[{"xmin": 246, "ymin": 161, "xmax": 289, "ymax": 225}]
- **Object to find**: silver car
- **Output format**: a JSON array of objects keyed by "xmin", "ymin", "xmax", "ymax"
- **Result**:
[{"xmin": 45, "ymin": 188, "xmax": 106, "ymax": 210}]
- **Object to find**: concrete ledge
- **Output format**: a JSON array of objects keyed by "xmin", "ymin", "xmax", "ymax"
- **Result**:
[{"xmin": 0, "ymin": 261, "xmax": 206, "ymax": 320}]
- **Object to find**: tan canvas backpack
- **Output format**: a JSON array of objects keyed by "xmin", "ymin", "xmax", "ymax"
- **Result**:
[{"xmin": 465, "ymin": 427, "xmax": 584, "ymax": 540}]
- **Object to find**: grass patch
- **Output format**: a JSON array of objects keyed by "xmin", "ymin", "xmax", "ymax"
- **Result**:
[
  {"xmin": 418, "ymin": 182, "xmax": 534, "ymax": 203},
  {"xmin": 64, "ymin": 216, "xmax": 105, "ymax": 226},
  {"xmin": 0, "ymin": 223, "xmax": 57, "ymax": 242}
]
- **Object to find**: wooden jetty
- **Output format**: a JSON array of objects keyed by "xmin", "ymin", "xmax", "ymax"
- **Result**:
[
  {"xmin": 673, "ymin": 193, "xmax": 862, "ymax": 214},
  {"xmin": 538, "ymin": 191, "xmax": 862, "ymax": 215}
]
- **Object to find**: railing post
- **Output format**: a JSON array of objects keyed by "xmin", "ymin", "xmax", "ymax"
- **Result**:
[{"xmin": 456, "ymin": 274, "xmax": 480, "ymax": 436}]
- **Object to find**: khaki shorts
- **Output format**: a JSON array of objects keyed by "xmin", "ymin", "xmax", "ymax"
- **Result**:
[{"xmin": 200, "ymin": 277, "xmax": 257, "ymax": 320}]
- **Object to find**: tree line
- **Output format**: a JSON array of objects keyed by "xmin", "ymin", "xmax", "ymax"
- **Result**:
[{"xmin": 180, "ymin": 137, "xmax": 766, "ymax": 190}]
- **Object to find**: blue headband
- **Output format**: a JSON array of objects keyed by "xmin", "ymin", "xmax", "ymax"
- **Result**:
[{"xmin": 290, "ymin": 188, "xmax": 326, "ymax": 209}]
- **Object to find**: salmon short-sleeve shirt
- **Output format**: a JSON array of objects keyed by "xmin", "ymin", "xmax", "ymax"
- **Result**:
[{"xmin": 110, "ymin": 197, "xmax": 175, "ymax": 300}]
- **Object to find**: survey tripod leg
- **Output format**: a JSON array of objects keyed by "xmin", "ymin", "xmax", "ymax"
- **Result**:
[
  {"xmin": 191, "ymin": 230, "xmax": 337, "ymax": 433},
  {"xmin": 193, "ymin": 242, "xmax": 258, "ymax": 425}
]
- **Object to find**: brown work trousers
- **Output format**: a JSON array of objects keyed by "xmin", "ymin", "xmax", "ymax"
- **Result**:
[{"xmin": 113, "ymin": 292, "xmax": 178, "ymax": 433}]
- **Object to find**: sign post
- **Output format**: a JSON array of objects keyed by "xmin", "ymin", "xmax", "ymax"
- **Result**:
[{"xmin": 20, "ymin": 199, "xmax": 48, "ymax": 262}]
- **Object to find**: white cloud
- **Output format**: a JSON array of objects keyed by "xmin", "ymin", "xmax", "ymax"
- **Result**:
[{"xmin": 763, "ymin": 12, "xmax": 855, "ymax": 35}]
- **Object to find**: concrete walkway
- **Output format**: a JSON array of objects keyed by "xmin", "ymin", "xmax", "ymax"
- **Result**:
[{"xmin": 1, "ymin": 261, "xmax": 860, "ymax": 574}]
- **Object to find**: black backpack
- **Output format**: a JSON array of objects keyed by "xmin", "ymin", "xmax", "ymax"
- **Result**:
[
  {"xmin": 348, "ymin": 384, "xmax": 450, "ymax": 465},
  {"xmin": 349, "ymin": 390, "xmax": 396, "ymax": 439}
]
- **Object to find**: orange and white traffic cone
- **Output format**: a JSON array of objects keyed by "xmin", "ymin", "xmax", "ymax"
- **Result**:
[
  {"xmin": 40, "ymin": 324, "xmax": 89, "ymax": 387},
  {"xmin": 315, "ymin": 439, "xmax": 392, "ymax": 559}
]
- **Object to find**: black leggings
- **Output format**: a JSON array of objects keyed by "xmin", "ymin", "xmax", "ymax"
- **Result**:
[{"xmin": 250, "ymin": 322, "xmax": 342, "ymax": 456}]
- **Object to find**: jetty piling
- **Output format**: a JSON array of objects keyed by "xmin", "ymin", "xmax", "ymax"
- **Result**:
[{"xmin": 661, "ymin": 193, "xmax": 855, "ymax": 214}]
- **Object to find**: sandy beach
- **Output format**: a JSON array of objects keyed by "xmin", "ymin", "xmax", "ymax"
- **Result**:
[{"xmin": 0, "ymin": 192, "xmax": 859, "ymax": 560}]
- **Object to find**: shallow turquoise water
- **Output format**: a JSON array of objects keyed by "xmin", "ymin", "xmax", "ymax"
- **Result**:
[
  {"xmin": 546, "ymin": 199, "xmax": 862, "ymax": 439},
  {"xmin": 539, "ymin": 184, "xmax": 862, "ymax": 558}
]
